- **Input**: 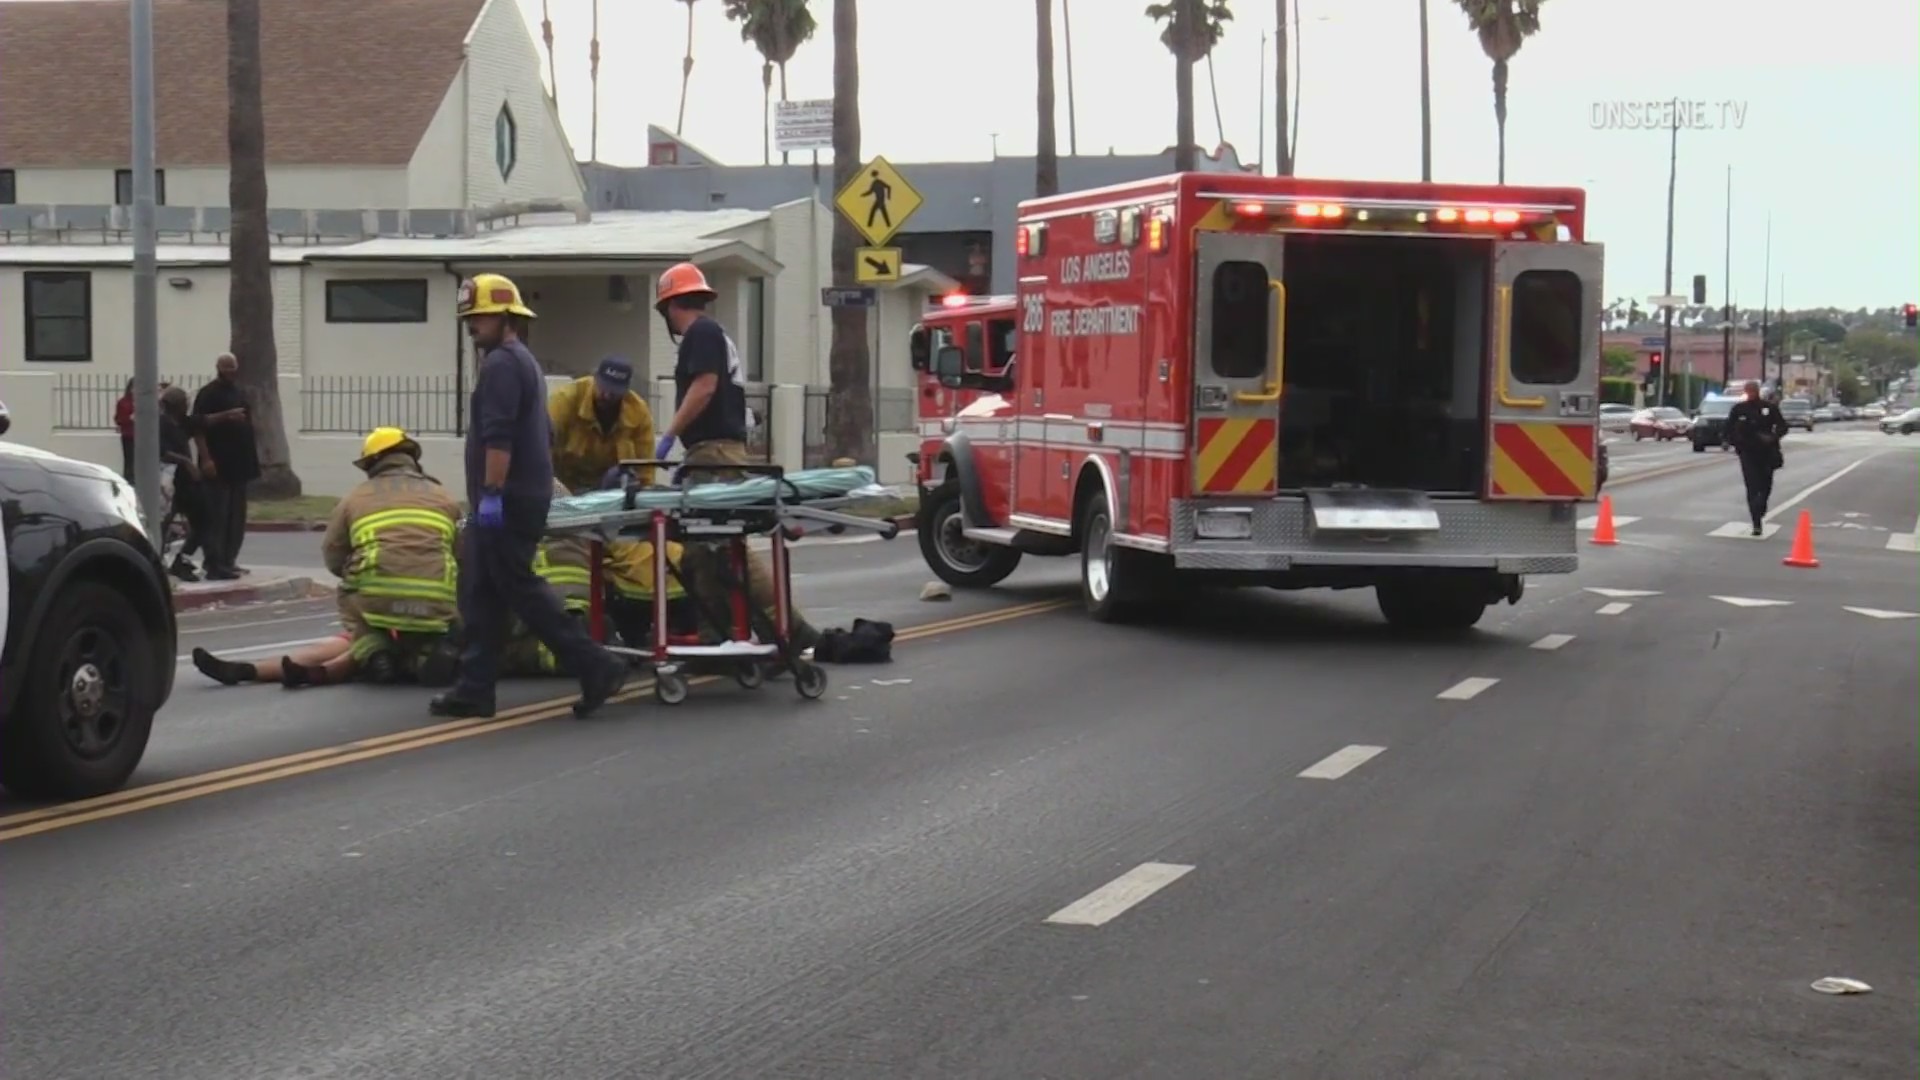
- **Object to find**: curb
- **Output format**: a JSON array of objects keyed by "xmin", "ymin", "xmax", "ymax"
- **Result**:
[{"xmin": 172, "ymin": 575, "xmax": 321, "ymax": 614}]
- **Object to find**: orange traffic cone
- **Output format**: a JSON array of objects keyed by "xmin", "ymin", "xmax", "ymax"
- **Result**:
[
  {"xmin": 1589, "ymin": 495, "xmax": 1619, "ymax": 546},
  {"xmin": 1783, "ymin": 509, "xmax": 1820, "ymax": 568}
]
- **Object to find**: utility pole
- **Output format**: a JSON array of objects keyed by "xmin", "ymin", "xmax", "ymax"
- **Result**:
[
  {"xmin": 1258, "ymin": 30, "xmax": 1267, "ymax": 174},
  {"xmin": 1061, "ymin": 0, "xmax": 1079, "ymax": 155},
  {"xmin": 1759, "ymin": 214, "xmax": 1772, "ymax": 389},
  {"xmin": 1721, "ymin": 164, "xmax": 1733, "ymax": 388},
  {"xmin": 1658, "ymin": 98, "xmax": 1678, "ymax": 408},
  {"xmin": 130, "ymin": 0, "xmax": 160, "ymax": 539}
]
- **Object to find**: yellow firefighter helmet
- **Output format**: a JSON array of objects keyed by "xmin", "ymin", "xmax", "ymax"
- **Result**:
[
  {"xmin": 356, "ymin": 426, "xmax": 421, "ymax": 470},
  {"xmin": 457, "ymin": 272, "xmax": 537, "ymax": 319}
]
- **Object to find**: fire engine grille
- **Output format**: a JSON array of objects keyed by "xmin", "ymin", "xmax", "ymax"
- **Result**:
[{"xmin": 1168, "ymin": 497, "xmax": 1577, "ymax": 574}]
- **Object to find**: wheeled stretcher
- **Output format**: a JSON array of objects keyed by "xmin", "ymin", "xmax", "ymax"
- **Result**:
[{"xmin": 545, "ymin": 464, "xmax": 902, "ymax": 704}]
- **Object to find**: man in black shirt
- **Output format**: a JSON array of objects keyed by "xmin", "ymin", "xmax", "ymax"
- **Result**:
[
  {"xmin": 1726, "ymin": 380, "xmax": 1790, "ymax": 536},
  {"xmin": 430, "ymin": 273, "xmax": 627, "ymax": 720},
  {"xmin": 651, "ymin": 263, "xmax": 819, "ymax": 651},
  {"xmin": 191, "ymin": 353, "xmax": 259, "ymax": 579}
]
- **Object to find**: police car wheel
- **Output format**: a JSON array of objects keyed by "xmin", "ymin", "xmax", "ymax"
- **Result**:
[
  {"xmin": 919, "ymin": 481, "xmax": 1022, "ymax": 588},
  {"xmin": 0, "ymin": 581, "xmax": 158, "ymax": 800}
]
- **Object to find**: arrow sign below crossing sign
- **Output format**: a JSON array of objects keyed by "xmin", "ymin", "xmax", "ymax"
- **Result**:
[{"xmin": 855, "ymin": 246, "xmax": 902, "ymax": 284}]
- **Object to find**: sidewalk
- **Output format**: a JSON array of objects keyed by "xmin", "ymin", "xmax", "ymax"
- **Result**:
[{"xmin": 171, "ymin": 565, "xmax": 334, "ymax": 613}]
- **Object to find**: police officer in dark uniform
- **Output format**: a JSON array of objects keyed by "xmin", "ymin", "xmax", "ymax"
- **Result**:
[
  {"xmin": 1726, "ymin": 380, "xmax": 1790, "ymax": 536},
  {"xmin": 430, "ymin": 273, "xmax": 628, "ymax": 719}
]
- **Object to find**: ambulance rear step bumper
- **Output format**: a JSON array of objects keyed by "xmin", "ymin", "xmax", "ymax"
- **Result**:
[{"xmin": 1167, "ymin": 495, "xmax": 1577, "ymax": 576}]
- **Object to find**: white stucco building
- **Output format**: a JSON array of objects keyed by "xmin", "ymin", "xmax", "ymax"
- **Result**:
[{"xmin": 0, "ymin": 0, "xmax": 946, "ymax": 492}]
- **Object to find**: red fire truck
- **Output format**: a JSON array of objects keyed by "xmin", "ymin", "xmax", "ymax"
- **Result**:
[
  {"xmin": 909, "ymin": 292, "xmax": 1017, "ymax": 445},
  {"xmin": 911, "ymin": 171, "xmax": 1604, "ymax": 630}
]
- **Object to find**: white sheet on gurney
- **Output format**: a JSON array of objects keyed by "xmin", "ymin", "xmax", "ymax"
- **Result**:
[{"xmin": 547, "ymin": 466, "xmax": 888, "ymax": 528}]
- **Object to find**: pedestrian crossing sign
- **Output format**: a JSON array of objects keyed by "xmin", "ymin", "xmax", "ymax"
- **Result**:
[{"xmin": 835, "ymin": 156, "xmax": 922, "ymax": 247}]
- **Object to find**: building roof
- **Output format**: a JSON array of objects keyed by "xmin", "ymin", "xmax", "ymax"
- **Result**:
[
  {"xmin": 0, "ymin": 0, "xmax": 486, "ymax": 168},
  {"xmin": 305, "ymin": 209, "xmax": 776, "ymax": 264},
  {"xmin": 0, "ymin": 244, "xmax": 309, "ymax": 267}
]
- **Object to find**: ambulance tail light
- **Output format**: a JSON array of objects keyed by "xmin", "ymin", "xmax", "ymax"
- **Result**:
[
  {"xmin": 940, "ymin": 292, "xmax": 970, "ymax": 308},
  {"xmin": 1017, "ymin": 222, "xmax": 1048, "ymax": 258},
  {"xmin": 1147, "ymin": 213, "xmax": 1170, "ymax": 253}
]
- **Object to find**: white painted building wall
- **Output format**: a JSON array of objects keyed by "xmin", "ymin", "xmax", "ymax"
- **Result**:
[
  {"xmin": 8, "ymin": 166, "xmax": 411, "ymax": 210},
  {"xmin": 459, "ymin": 0, "xmax": 585, "ymax": 209}
]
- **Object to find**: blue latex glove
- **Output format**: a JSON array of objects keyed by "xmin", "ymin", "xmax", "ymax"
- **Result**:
[
  {"xmin": 654, "ymin": 434, "xmax": 677, "ymax": 461},
  {"xmin": 473, "ymin": 491, "xmax": 505, "ymax": 529},
  {"xmin": 599, "ymin": 464, "xmax": 629, "ymax": 490}
]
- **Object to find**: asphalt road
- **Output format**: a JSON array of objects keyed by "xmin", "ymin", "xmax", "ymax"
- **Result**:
[{"xmin": 3, "ymin": 437, "xmax": 1915, "ymax": 1079}]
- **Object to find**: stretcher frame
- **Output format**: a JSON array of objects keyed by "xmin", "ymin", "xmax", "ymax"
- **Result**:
[{"xmin": 546, "ymin": 460, "xmax": 900, "ymax": 704}]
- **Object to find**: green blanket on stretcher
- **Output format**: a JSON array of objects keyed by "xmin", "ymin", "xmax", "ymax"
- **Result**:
[{"xmin": 547, "ymin": 466, "xmax": 886, "ymax": 529}]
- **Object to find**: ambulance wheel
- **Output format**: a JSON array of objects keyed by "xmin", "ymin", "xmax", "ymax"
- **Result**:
[
  {"xmin": 1375, "ymin": 577, "xmax": 1487, "ymax": 634},
  {"xmin": 793, "ymin": 662, "xmax": 828, "ymax": 700},
  {"xmin": 655, "ymin": 673, "xmax": 689, "ymax": 705},
  {"xmin": 735, "ymin": 663, "xmax": 765, "ymax": 690},
  {"xmin": 920, "ymin": 481, "xmax": 1022, "ymax": 588},
  {"xmin": 1078, "ymin": 492, "xmax": 1169, "ymax": 623}
]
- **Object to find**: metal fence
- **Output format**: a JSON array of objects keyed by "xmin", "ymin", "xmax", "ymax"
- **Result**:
[
  {"xmin": 301, "ymin": 375, "xmax": 464, "ymax": 435},
  {"xmin": 802, "ymin": 385, "xmax": 918, "ymax": 467},
  {"xmin": 52, "ymin": 371, "xmax": 212, "ymax": 430},
  {"xmin": 743, "ymin": 384, "xmax": 773, "ymax": 462}
]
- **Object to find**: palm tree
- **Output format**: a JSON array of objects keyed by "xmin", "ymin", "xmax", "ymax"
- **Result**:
[
  {"xmin": 1417, "ymin": 0, "xmax": 1432, "ymax": 180},
  {"xmin": 824, "ymin": 0, "xmax": 873, "ymax": 463},
  {"xmin": 1145, "ymin": 1, "xmax": 1233, "ymax": 172},
  {"xmin": 674, "ymin": 0, "xmax": 700, "ymax": 137},
  {"xmin": 1036, "ymin": 0, "xmax": 1060, "ymax": 196},
  {"xmin": 1273, "ymin": 0, "xmax": 1290, "ymax": 174},
  {"xmin": 1452, "ymin": 0, "xmax": 1545, "ymax": 183},
  {"xmin": 225, "ymin": 0, "xmax": 297, "ymax": 495},
  {"xmin": 539, "ymin": 0, "xmax": 557, "ymax": 109},
  {"xmin": 722, "ymin": 0, "xmax": 818, "ymax": 165}
]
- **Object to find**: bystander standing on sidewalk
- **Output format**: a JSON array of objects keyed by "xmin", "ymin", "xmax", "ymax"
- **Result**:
[
  {"xmin": 191, "ymin": 353, "xmax": 258, "ymax": 579},
  {"xmin": 115, "ymin": 378, "xmax": 136, "ymax": 478}
]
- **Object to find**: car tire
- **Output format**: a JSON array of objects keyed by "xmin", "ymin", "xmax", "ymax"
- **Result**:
[
  {"xmin": 1692, "ymin": 442, "xmax": 1705, "ymax": 453},
  {"xmin": 0, "ymin": 580, "xmax": 158, "ymax": 800},
  {"xmin": 918, "ymin": 480, "xmax": 1022, "ymax": 589}
]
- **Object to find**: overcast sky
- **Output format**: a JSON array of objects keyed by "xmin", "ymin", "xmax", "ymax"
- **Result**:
[{"xmin": 529, "ymin": 0, "xmax": 1915, "ymax": 311}]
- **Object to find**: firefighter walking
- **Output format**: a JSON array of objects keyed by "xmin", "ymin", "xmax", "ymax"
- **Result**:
[
  {"xmin": 434, "ymin": 273, "xmax": 628, "ymax": 719},
  {"xmin": 649, "ymin": 262, "xmax": 821, "ymax": 651},
  {"xmin": 1727, "ymin": 380, "xmax": 1790, "ymax": 536}
]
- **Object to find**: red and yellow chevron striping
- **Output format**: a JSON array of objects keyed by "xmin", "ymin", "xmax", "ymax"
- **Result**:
[
  {"xmin": 1489, "ymin": 421, "xmax": 1596, "ymax": 499},
  {"xmin": 1194, "ymin": 417, "xmax": 1278, "ymax": 494}
]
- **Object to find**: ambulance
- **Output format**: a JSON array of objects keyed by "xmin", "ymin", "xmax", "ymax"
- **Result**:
[{"xmin": 911, "ymin": 171, "xmax": 1603, "ymax": 630}]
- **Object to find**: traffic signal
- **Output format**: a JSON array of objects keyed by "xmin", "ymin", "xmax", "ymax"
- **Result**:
[
  {"xmin": 1646, "ymin": 350, "xmax": 1664, "ymax": 386},
  {"xmin": 1904, "ymin": 303, "xmax": 1917, "ymax": 329}
]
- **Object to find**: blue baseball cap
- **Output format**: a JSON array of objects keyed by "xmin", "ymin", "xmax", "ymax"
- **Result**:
[{"xmin": 594, "ymin": 355, "xmax": 633, "ymax": 394}]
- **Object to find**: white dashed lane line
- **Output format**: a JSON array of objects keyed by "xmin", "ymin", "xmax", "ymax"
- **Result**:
[
  {"xmin": 1529, "ymin": 633, "xmax": 1575, "ymax": 651},
  {"xmin": 1437, "ymin": 677, "xmax": 1500, "ymax": 701},
  {"xmin": 1044, "ymin": 863, "xmax": 1196, "ymax": 928},
  {"xmin": 1595, "ymin": 602, "xmax": 1633, "ymax": 616},
  {"xmin": 1297, "ymin": 745, "xmax": 1386, "ymax": 780}
]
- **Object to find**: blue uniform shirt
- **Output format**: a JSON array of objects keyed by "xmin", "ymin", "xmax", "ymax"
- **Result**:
[{"xmin": 465, "ymin": 338, "xmax": 556, "ymax": 508}]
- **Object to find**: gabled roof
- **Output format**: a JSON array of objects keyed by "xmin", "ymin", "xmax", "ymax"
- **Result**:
[
  {"xmin": 0, "ymin": 0, "xmax": 486, "ymax": 169},
  {"xmin": 304, "ymin": 210, "xmax": 782, "ymax": 272}
]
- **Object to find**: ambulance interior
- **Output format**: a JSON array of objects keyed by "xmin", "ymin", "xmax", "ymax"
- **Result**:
[{"xmin": 1241, "ymin": 234, "xmax": 1491, "ymax": 493}]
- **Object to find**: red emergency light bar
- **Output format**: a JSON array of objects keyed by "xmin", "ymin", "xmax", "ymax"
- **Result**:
[
  {"xmin": 1222, "ymin": 193, "xmax": 1570, "ymax": 232},
  {"xmin": 941, "ymin": 293, "xmax": 970, "ymax": 308}
]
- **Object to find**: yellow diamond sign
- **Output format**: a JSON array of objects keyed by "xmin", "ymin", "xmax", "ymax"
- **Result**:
[{"xmin": 835, "ymin": 156, "xmax": 922, "ymax": 247}]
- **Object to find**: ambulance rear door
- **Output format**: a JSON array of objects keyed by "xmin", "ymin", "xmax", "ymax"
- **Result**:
[
  {"xmin": 1190, "ymin": 231, "xmax": 1285, "ymax": 498},
  {"xmin": 1485, "ymin": 241, "xmax": 1604, "ymax": 501}
]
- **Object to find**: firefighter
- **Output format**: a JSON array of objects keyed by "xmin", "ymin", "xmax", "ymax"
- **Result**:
[
  {"xmin": 436, "ymin": 272, "xmax": 628, "ymax": 719},
  {"xmin": 1726, "ymin": 379, "xmax": 1789, "ymax": 535},
  {"xmin": 548, "ymin": 355, "xmax": 659, "ymax": 493},
  {"xmin": 649, "ymin": 262, "xmax": 821, "ymax": 650}
]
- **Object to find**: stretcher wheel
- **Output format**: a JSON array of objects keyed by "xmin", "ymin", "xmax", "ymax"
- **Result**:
[
  {"xmin": 793, "ymin": 661, "xmax": 828, "ymax": 700},
  {"xmin": 735, "ymin": 663, "xmax": 765, "ymax": 690},
  {"xmin": 655, "ymin": 673, "xmax": 689, "ymax": 705}
]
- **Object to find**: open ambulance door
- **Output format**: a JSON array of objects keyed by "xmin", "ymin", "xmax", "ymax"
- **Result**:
[
  {"xmin": 1485, "ymin": 241, "xmax": 1604, "ymax": 501},
  {"xmin": 1191, "ymin": 231, "xmax": 1284, "ymax": 498}
]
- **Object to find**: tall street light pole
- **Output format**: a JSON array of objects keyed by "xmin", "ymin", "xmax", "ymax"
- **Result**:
[
  {"xmin": 1721, "ymin": 164, "xmax": 1733, "ymax": 387},
  {"xmin": 1658, "ymin": 98, "xmax": 1678, "ymax": 409},
  {"xmin": 130, "ymin": 0, "xmax": 161, "ymax": 539}
]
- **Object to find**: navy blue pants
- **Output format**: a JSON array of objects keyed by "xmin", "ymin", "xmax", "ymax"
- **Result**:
[{"xmin": 454, "ymin": 510, "xmax": 603, "ymax": 698}]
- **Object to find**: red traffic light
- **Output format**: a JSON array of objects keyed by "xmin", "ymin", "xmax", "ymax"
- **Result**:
[
  {"xmin": 1648, "ymin": 350, "xmax": 1664, "ymax": 366},
  {"xmin": 1905, "ymin": 303, "xmax": 1918, "ymax": 328}
]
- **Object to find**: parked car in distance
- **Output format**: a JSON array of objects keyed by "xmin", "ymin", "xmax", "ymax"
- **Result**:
[
  {"xmin": 0, "ymin": 441, "xmax": 176, "ymax": 800},
  {"xmin": 1880, "ymin": 407, "xmax": 1920, "ymax": 435},
  {"xmin": 1599, "ymin": 403, "xmax": 1636, "ymax": 433},
  {"xmin": 1860, "ymin": 404, "xmax": 1887, "ymax": 420},
  {"xmin": 1629, "ymin": 407, "xmax": 1691, "ymax": 441},
  {"xmin": 1780, "ymin": 397, "xmax": 1815, "ymax": 431},
  {"xmin": 1690, "ymin": 395, "xmax": 1737, "ymax": 452}
]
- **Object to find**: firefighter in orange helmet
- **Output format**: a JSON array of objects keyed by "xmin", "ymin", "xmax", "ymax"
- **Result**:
[{"xmin": 650, "ymin": 262, "xmax": 820, "ymax": 651}]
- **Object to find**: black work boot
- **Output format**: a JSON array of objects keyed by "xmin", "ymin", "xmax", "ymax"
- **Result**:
[
  {"xmin": 192, "ymin": 647, "xmax": 255, "ymax": 686},
  {"xmin": 571, "ymin": 653, "xmax": 629, "ymax": 718},
  {"xmin": 429, "ymin": 692, "xmax": 496, "ymax": 718}
]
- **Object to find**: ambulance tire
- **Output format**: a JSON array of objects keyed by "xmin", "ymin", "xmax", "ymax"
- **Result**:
[
  {"xmin": 920, "ymin": 481, "xmax": 1022, "ymax": 588},
  {"xmin": 1078, "ymin": 492, "xmax": 1170, "ymax": 623},
  {"xmin": 1374, "ymin": 577, "xmax": 1487, "ymax": 634}
]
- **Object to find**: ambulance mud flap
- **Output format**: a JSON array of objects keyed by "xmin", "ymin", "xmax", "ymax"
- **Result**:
[
  {"xmin": 932, "ymin": 433, "xmax": 993, "ymax": 529},
  {"xmin": 1303, "ymin": 489, "xmax": 1442, "ymax": 536}
]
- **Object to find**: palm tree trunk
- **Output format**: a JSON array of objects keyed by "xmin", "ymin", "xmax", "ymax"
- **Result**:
[
  {"xmin": 225, "ymin": 0, "xmax": 297, "ymax": 496},
  {"xmin": 1035, "ymin": 0, "xmax": 1060, "ymax": 197},
  {"xmin": 1492, "ymin": 57, "xmax": 1508, "ymax": 183},
  {"xmin": 540, "ymin": 0, "xmax": 557, "ymax": 109},
  {"xmin": 760, "ymin": 62, "xmax": 773, "ymax": 165},
  {"xmin": 1274, "ymin": 0, "xmax": 1291, "ymax": 175},
  {"xmin": 778, "ymin": 62, "xmax": 791, "ymax": 165},
  {"xmin": 1174, "ymin": 51, "xmax": 1196, "ymax": 171},
  {"xmin": 825, "ymin": 0, "xmax": 873, "ymax": 464},
  {"xmin": 675, "ymin": 2, "xmax": 695, "ymax": 136},
  {"xmin": 1418, "ymin": 0, "xmax": 1432, "ymax": 181},
  {"xmin": 1205, "ymin": 52, "xmax": 1225, "ymax": 149}
]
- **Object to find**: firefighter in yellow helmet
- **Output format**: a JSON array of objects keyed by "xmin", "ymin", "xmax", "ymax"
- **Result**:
[{"xmin": 441, "ymin": 273, "xmax": 627, "ymax": 718}]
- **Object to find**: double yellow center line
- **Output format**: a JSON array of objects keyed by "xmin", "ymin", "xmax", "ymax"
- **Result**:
[{"xmin": 0, "ymin": 598, "xmax": 1073, "ymax": 843}]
